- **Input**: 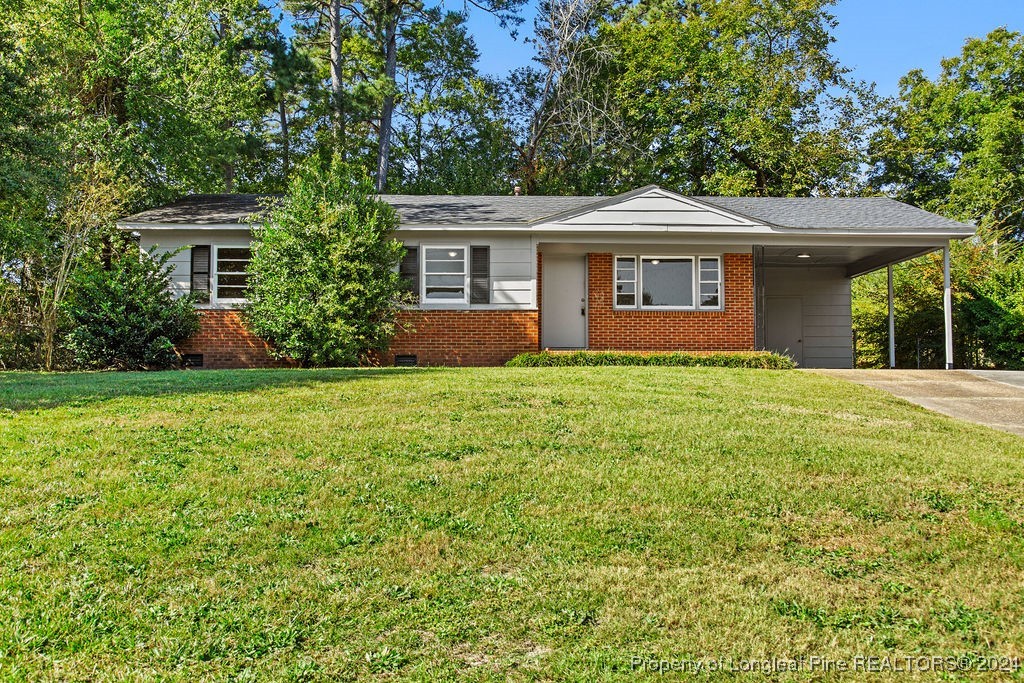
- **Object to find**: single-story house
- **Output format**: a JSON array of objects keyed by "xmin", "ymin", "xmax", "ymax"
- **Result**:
[{"xmin": 117, "ymin": 185, "xmax": 975, "ymax": 369}]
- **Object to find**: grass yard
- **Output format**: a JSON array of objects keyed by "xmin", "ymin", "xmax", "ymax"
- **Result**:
[{"xmin": 1, "ymin": 367, "xmax": 1023, "ymax": 681}]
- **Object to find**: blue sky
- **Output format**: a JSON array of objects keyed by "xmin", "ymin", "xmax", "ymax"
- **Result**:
[{"xmin": 458, "ymin": 0, "xmax": 1023, "ymax": 96}]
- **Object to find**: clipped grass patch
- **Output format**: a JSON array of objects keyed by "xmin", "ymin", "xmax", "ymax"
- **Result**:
[{"xmin": 0, "ymin": 366, "xmax": 1022, "ymax": 680}]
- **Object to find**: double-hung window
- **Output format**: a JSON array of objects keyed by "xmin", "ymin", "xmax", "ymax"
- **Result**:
[
  {"xmin": 214, "ymin": 246, "xmax": 251, "ymax": 304},
  {"xmin": 614, "ymin": 255, "xmax": 723, "ymax": 310},
  {"xmin": 423, "ymin": 246, "xmax": 468, "ymax": 303}
]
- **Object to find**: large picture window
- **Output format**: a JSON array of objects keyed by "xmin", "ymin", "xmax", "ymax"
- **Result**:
[
  {"xmin": 423, "ymin": 246, "xmax": 468, "ymax": 303},
  {"xmin": 214, "ymin": 246, "xmax": 251, "ymax": 302},
  {"xmin": 614, "ymin": 255, "xmax": 723, "ymax": 310},
  {"xmin": 641, "ymin": 257, "xmax": 693, "ymax": 307}
]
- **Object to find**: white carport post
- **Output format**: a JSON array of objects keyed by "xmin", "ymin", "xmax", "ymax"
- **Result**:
[
  {"xmin": 943, "ymin": 242, "xmax": 954, "ymax": 369},
  {"xmin": 887, "ymin": 264, "xmax": 896, "ymax": 369}
]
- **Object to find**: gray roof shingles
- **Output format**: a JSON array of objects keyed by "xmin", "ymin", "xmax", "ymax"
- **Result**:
[
  {"xmin": 694, "ymin": 196, "xmax": 972, "ymax": 231},
  {"xmin": 119, "ymin": 190, "xmax": 973, "ymax": 233},
  {"xmin": 119, "ymin": 193, "xmax": 598, "ymax": 226},
  {"xmin": 120, "ymin": 194, "xmax": 277, "ymax": 225}
]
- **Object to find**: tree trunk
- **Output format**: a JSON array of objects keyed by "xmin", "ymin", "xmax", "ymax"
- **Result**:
[
  {"xmin": 279, "ymin": 97, "xmax": 290, "ymax": 180},
  {"xmin": 218, "ymin": 15, "xmax": 236, "ymax": 190},
  {"xmin": 41, "ymin": 310, "xmax": 57, "ymax": 371},
  {"xmin": 375, "ymin": 11, "xmax": 398, "ymax": 193},
  {"xmin": 329, "ymin": 0, "xmax": 345, "ymax": 154}
]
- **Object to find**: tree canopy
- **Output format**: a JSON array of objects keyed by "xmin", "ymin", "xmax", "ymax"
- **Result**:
[{"xmin": 1, "ymin": 0, "xmax": 1022, "ymax": 368}]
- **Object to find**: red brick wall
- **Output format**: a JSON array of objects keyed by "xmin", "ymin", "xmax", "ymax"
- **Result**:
[
  {"xmin": 176, "ymin": 309, "xmax": 294, "ymax": 370},
  {"xmin": 176, "ymin": 250, "xmax": 753, "ymax": 368},
  {"xmin": 382, "ymin": 310, "xmax": 540, "ymax": 366},
  {"xmin": 586, "ymin": 252, "xmax": 755, "ymax": 351}
]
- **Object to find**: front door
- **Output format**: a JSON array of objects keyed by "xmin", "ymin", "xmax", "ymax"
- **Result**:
[
  {"xmin": 542, "ymin": 254, "xmax": 587, "ymax": 348},
  {"xmin": 765, "ymin": 296, "xmax": 803, "ymax": 365}
]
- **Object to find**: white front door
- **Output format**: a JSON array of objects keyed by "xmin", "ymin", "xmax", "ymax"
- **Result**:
[
  {"xmin": 542, "ymin": 254, "xmax": 587, "ymax": 349},
  {"xmin": 766, "ymin": 296, "xmax": 803, "ymax": 365}
]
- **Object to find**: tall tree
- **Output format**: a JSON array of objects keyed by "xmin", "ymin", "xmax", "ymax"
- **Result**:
[
  {"xmin": 389, "ymin": 9, "xmax": 513, "ymax": 193},
  {"xmin": 502, "ymin": 0, "xmax": 620, "ymax": 195},
  {"xmin": 868, "ymin": 28, "xmax": 1024, "ymax": 240},
  {"xmin": 1, "ymin": 0, "xmax": 275, "ymax": 368},
  {"xmin": 511, "ymin": 0, "xmax": 875, "ymax": 196}
]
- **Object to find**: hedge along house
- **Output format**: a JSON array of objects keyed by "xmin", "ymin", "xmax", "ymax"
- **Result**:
[{"xmin": 117, "ymin": 185, "xmax": 975, "ymax": 369}]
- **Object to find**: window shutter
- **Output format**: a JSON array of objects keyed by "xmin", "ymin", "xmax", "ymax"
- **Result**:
[
  {"xmin": 470, "ymin": 245, "xmax": 490, "ymax": 304},
  {"xmin": 191, "ymin": 245, "xmax": 211, "ymax": 301},
  {"xmin": 400, "ymin": 246, "xmax": 419, "ymax": 298}
]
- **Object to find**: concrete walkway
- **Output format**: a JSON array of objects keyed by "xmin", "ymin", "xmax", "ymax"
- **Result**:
[{"xmin": 813, "ymin": 369, "xmax": 1024, "ymax": 437}]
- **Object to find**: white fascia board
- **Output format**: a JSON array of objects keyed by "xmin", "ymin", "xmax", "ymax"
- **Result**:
[
  {"xmin": 530, "ymin": 222, "xmax": 775, "ymax": 234},
  {"xmin": 529, "ymin": 223, "xmax": 973, "ymax": 239},
  {"xmin": 393, "ymin": 227, "xmax": 532, "ymax": 235},
  {"xmin": 118, "ymin": 222, "xmax": 258, "ymax": 231},
  {"xmin": 531, "ymin": 232, "xmax": 960, "ymax": 250}
]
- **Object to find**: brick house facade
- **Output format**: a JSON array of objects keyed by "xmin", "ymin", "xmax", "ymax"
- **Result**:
[
  {"xmin": 177, "ymin": 310, "xmax": 294, "ymax": 370},
  {"xmin": 180, "ymin": 251, "xmax": 754, "ymax": 368},
  {"xmin": 586, "ymin": 252, "xmax": 755, "ymax": 352},
  {"xmin": 120, "ymin": 186, "xmax": 972, "ymax": 370}
]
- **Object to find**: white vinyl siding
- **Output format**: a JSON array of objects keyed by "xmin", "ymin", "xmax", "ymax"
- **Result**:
[
  {"xmin": 138, "ymin": 229, "xmax": 248, "ymax": 303},
  {"xmin": 402, "ymin": 235, "xmax": 534, "ymax": 309},
  {"xmin": 136, "ymin": 229, "xmax": 538, "ymax": 311},
  {"xmin": 552, "ymin": 192, "xmax": 757, "ymax": 229}
]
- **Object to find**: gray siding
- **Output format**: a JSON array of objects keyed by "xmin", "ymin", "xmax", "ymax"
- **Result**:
[
  {"xmin": 137, "ymin": 229, "xmax": 537, "ymax": 310},
  {"xmin": 764, "ymin": 266, "xmax": 853, "ymax": 369},
  {"xmin": 139, "ymin": 229, "xmax": 246, "ymax": 300},
  {"xmin": 398, "ymin": 234, "xmax": 535, "ymax": 309}
]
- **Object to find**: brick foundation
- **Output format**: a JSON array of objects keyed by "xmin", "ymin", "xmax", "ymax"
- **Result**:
[
  {"xmin": 585, "ymin": 252, "xmax": 755, "ymax": 351},
  {"xmin": 382, "ymin": 310, "xmax": 540, "ymax": 366},
  {"xmin": 176, "ymin": 309, "xmax": 294, "ymax": 370}
]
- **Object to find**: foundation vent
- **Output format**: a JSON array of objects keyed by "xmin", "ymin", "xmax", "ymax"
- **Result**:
[{"xmin": 181, "ymin": 353, "xmax": 204, "ymax": 368}]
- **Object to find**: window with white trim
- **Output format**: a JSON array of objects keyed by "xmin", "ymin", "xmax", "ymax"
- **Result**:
[
  {"xmin": 214, "ymin": 246, "xmax": 251, "ymax": 303},
  {"xmin": 615, "ymin": 256, "xmax": 637, "ymax": 307},
  {"xmin": 641, "ymin": 257, "xmax": 693, "ymax": 307},
  {"xmin": 614, "ymin": 255, "xmax": 723, "ymax": 310},
  {"xmin": 422, "ymin": 246, "xmax": 468, "ymax": 303},
  {"xmin": 698, "ymin": 257, "xmax": 722, "ymax": 308}
]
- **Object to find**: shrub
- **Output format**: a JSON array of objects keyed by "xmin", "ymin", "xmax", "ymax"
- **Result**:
[
  {"xmin": 505, "ymin": 351, "xmax": 795, "ymax": 369},
  {"xmin": 245, "ymin": 158, "xmax": 408, "ymax": 366},
  {"xmin": 64, "ymin": 247, "xmax": 200, "ymax": 369}
]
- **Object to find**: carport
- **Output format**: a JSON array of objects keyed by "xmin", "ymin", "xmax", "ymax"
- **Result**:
[{"xmin": 692, "ymin": 196, "xmax": 975, "ymax": 369}]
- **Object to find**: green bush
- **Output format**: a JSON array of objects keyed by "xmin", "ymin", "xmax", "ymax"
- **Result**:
[
  {"xmin": 64, "ymin": 247, "xmax": 200, "ymax": 370},
  {"xmin": 245, "ymin": 158, "xmax": 408, "ymax": 366},
  {"xmin": 505, "ymin": 350, "xmax": 795, "ymax": 369}
]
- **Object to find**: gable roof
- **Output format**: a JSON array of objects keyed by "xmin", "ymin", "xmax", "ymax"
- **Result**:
[{"xmin": 118, "ymin": 186, "xmax": 974, "ymax": 234}]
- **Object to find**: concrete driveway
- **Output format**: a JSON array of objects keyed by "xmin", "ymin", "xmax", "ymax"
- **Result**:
[{"xmin": 813, "ymin": 369, "xmax": 1024, "ymax": 437}]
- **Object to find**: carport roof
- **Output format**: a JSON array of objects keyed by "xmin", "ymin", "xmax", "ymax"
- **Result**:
[{"xmin": 692, "ymin": 196, "xmax": 973, "ymax": 232}]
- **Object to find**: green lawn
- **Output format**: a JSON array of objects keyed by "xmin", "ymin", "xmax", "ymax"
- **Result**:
[{"xmin": 1, "ymin": 368, "xmax": 1023, "ymax": 681}]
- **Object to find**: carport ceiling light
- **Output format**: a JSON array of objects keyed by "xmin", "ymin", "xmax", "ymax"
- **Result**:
[{"xmin": 796, "ymin": 252, "xmax": 811, "ymax": 259}]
